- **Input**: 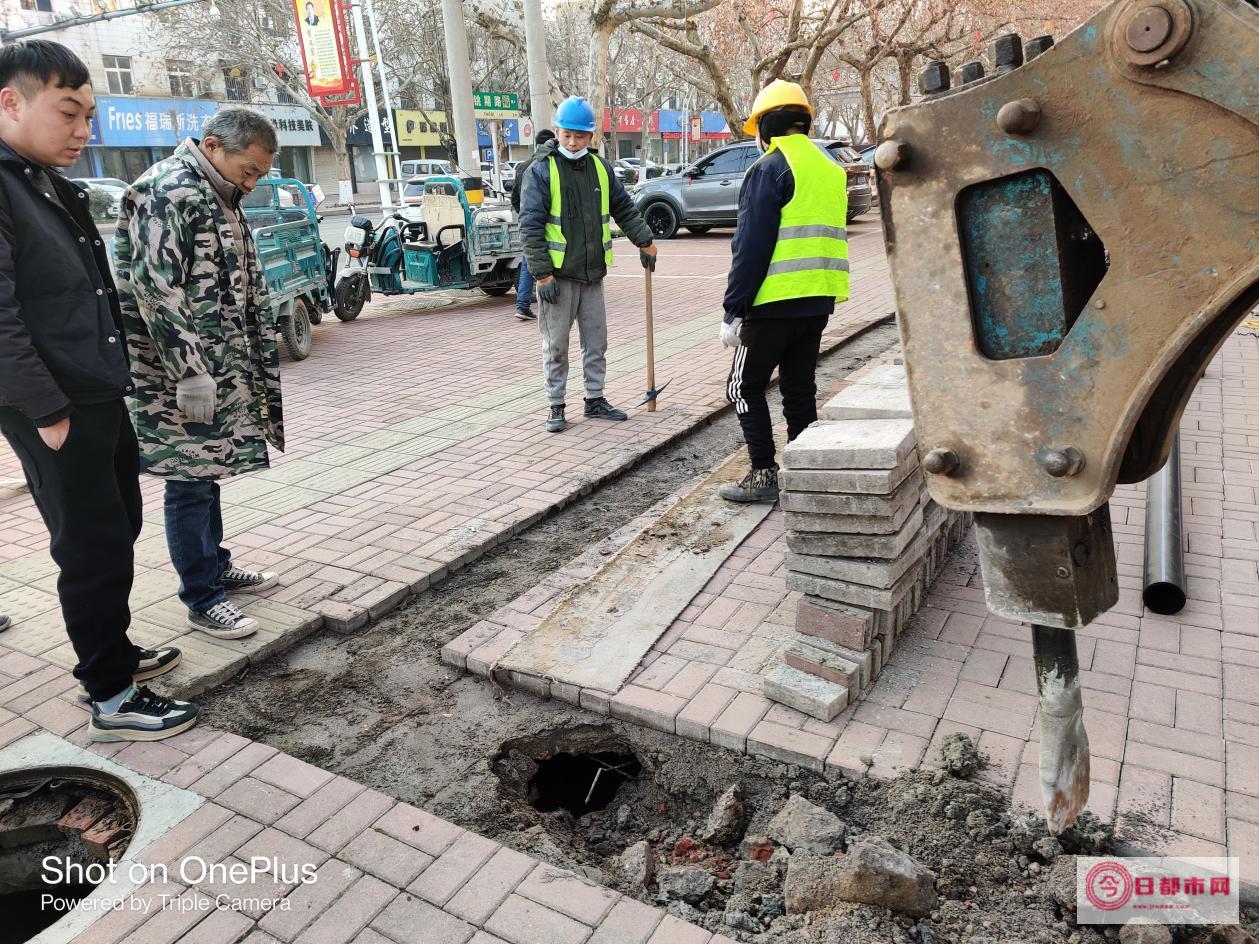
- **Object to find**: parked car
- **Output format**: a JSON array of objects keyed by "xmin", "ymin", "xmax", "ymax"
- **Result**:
[
  {"xmin": 630, "ymin": 138, "xmax": 873, "ymax": 239},
  {"xmin": 72, "ymin": 176, "xmax": 127, "ymax": 221},
  {"xmin": 612, "ymin": 159, "xmax": 639, "ymax": 185},
  {"xmin": 399, "ymin": 159, "xmax": 452, "ymax": 180}
]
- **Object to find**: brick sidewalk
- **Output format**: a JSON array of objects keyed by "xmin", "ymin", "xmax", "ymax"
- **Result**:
[
  {"xmin": 0, "ymin": 224, "xmax": 894, "ymax": 697},
  {"xmin": 0, "ymin": 682, "xmax": 736, "ymax": 944},
  {"xmin": 448, "ymin": 333, "xmax": 1259, "ymax": 896}
]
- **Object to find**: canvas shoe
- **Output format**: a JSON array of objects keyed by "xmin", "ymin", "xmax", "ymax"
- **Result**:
[
  {"xmin": 188, "ymin": 600, "xmax": 258, "ymax": 639},
  {"xmin": 220, "ymin": 566, "xmax": 278, "ymax": 593},
  {"xmin": 77, "ymin": 647, "xmax": 182, "ymax": 703},
  {"xmin": 719, "ymin": 465, "xmax": 781, "ymax": 503},
  {"xmin": 89, "ymin": 685, "xmax": 200, "ymax": 742}
]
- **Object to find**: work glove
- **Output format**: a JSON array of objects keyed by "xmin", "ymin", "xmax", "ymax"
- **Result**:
[
  {"xmin": 176, "ymin": 373, "xmax": 216, "ymax": 424},
  {"xmin": 720, "ymin": 318, "xmax": 743, "ymax": 350},
  {"xmin": 537, "ymin": 278, "xmax": 560, "ymax": 305},
  {"xmin": 639, "ymin": 247, "xmax": 656, "ymax": 272}
]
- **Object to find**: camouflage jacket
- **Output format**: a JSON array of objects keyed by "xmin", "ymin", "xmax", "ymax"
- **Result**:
[{"xmin": 114, "ymin": 139, "xmax": 284, "ymax": 481}]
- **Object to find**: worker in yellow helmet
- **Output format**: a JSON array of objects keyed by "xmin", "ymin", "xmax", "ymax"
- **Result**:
[{"xmin": 719, "ymin": 80, "xmax": 849, "ymax": 503}]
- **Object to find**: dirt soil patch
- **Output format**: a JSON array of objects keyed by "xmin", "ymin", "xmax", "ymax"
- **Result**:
[{"xmin": 198, "ymin": 320, "xmax": 1256, "ymax": 942}]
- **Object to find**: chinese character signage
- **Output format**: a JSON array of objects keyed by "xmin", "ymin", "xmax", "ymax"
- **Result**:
[
  {"xmin": 602, "ymin": 108, "xmax": 644, "ymax": 133},
  {"xmin": 472, "ymin": 91, "xmax": 520, "ymax": 119},
  {"xmin": 257, "ymin": 104, "xmax": 321, "ymax": 146},
  {"xmin": 1077, "ymin": 857, "xmax": 1239, "ymax": 925},
  {"xmin": 93, "ymin": 97, "xmax": 218, "ymax": 147},
  {"xmin": 395, "ymin": 110, "xmax": 449, "ymax": 146},
  {"xmin": 292, "ymin": 0, "xmax": 354, "ymax": 100}
]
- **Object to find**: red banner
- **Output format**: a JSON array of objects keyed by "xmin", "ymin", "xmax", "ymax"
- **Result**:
[
  {"xmin": 602, "ymin": 108, "xmax": 643, "ymax": 133},
  {"xmin": 293, "ymin": 0, "xmax": 354, "ymax": 99}
]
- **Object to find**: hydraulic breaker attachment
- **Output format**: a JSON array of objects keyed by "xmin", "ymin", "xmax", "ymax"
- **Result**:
[{"xmin": 878, "ymin": 0, "xmax": 1259, "ymax": 831}]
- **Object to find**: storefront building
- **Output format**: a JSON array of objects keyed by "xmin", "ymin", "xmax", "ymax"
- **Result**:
[
  {"xmin": 73, "ymin": 95, "xmax": 218, "ymax": 182},
  {"xmin": 256, "ymin": 104, "xmax": 322, "ymax": 183}
]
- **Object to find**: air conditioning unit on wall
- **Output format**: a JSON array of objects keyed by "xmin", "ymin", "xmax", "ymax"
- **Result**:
[{"xmin": 253, "ymin": 76, "xmax": 270, "ymax": 90}]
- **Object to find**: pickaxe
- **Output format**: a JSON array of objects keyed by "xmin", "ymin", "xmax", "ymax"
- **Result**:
[{"xmin": 636, "ymin": 267, "xmax": 670, "ymax": 411}]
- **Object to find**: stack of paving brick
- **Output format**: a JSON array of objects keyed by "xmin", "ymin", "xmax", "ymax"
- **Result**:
[{"xmin": 761, "ymin": 363, "xmax": 972, "ymax": 721}]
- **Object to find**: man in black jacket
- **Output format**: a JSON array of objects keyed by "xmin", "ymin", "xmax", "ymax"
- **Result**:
[
  {"xmin": 519, "ymin": 96, "xmax": 657, "ymax": 433},
  {"xmin": 0, "ymin": 41, "xmax": 197, "ymax": 741},
  {"xmin": 510, "ymin": 128, "xmax": 555, "ymax": 322}
]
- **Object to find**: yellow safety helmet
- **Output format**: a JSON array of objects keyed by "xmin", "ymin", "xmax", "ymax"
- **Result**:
[{"xmin": 743, "ymin": 79, "xmax": 813, "ymax": 136}]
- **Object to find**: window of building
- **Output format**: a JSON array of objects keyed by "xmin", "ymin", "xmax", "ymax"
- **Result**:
[
  {"xmin": 223, "ymin": 67, "xmax": 249, "ymax": 102},
  {"xmin": 103, "ymin": 55, "xmax": 132, "ymax": 95},
  {"xmin": 168, "ymin": 61, "xmax": 196, "ymax": 98},
  {"xmin": 21, "ymin": 0, "xmax": 54, "ymax": 11}
]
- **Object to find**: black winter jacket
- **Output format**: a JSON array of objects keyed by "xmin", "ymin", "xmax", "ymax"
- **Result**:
[
  {"xmin": 519, "ymin": 141, "xmax": 653, "ymax": 284},
  {"xmin": 0, "ymin": 139, "xmax": 129, "ymax": 425}
]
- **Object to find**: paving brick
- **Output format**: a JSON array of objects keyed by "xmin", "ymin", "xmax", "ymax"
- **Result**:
[
  {"xmin": 370, "ymin": 892, "xmax": 478, "ymax": 944},
  {"xmin": 1171, "ymin": 777, "xmax": 1226, "ymax": 843},
  {"xmin": 1227, "ymin": 741, "xmax": 1259, "ymax": 798},
  {"xmin": 867, "ymin": 731, "xmax": 929, "ymax": 780},
  {"xmin": 187, "ymin": 739, "xmax": 278, "ymax": 797},
  {"xmin": 516, "ymin": 863, "xmax": 619, "ymax": 925},
  {"xmin": 136, "ymin": 803, "xmax": 236, "ymax": 868},
  {"xmin": 645, "ymin": 914, "xmax": 712, "ymax": 944},
  {"xmin": 372, "ymin": 801, "xmax": 464, "ymax": 857},
  {"xmin": 747, "ymin": 719, "xmax": 832, "ymax": 772},
  {"xmin": 217, "ymin": 776, "xmax": 302, "ymax": 824},
  {"xmin": 252, "ymin": 752, "xmax": 335, "ymax": 798},
  {"xmin": 587, "ymin": 896, "xmax": 667, "ymax": 944},
  {"xmin": 307, "ymin": 790, "xmax": 396, "ymax": 854},
  {"xmin": 124, "ymin": 887, "xmax": 218, "ymax": 944},
  {"xmin": 675, "ymin": 684, "xmax": 737, "ymax": 742},
  {"xmin": 164, "ymin": 898, "xmax": 253, "ymax": 944},
  {"xmin": 609, "ymin": 685, "xmax": 686, "ymax": 734},
  {"xmin": 826, "ymin": 720, "xmax": 887, "ymax": 777},
  {"xmin": 1124, "ymin": 741, "xmax": 1225, "ymax": 787},
  {"xmin": 258, "ymin": 859, "xmax": 362, "ymax": 942},
  {"xmin": 762, "ymin": 663, "xmax": 848, "ymax": 722},
  {"xmin": 298, "ymin": 874, "xmax": 398, "ymax": 944},
  {"xmin": 409, "ymin": 830, "xmax": 500, "ymax": 907},
  {"xmin": 781, "ymin": 419, "xmax": 916, "ymax": 470},
  {"xmin": 340, "ymin": 826, "xmax": 433, "ymax": 887},
  {"xmin": 444, "ymin": 846, "xmax": 536, "ymax": 925},
  {"xmin": 710, "ymin": 691, "xmax": 771, "ymax": 753},
  {"xmin": 483, "ymin": 894, "xmax": 592, "ymax": 944},
  {"xmin": 275, "ymin": 775, "xmax": 365, "ymax": 840}
]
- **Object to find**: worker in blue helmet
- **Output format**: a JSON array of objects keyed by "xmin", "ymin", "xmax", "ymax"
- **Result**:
[{"xmin": 519, "ymin": 95, "xmax": 658, "ymax": 433}]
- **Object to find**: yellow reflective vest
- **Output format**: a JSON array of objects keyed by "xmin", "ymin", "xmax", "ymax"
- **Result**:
[
  {"xmin": 545, "ymin": 155, "xmax": 614, "ymax": 270},
  {"xmin": 752, "ymin": 134, "xmax": 850, "ymax": 307}
]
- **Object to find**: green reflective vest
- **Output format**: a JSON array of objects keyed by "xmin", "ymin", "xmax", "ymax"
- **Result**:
[
  {"xmin": 752, "ymin": 134, "xmax": 850, "ymax": 307},
  {"xmin": 546, "ymin": 155, "xmax": 614, "ymax": 270}
]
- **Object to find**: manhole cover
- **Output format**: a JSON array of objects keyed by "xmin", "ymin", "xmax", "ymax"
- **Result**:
[{"xmin": 0, "ymin": 766, "xmax": 138, "ymax": 943}]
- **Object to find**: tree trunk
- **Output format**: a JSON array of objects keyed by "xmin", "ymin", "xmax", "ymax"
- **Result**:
[
  {"xmin": 332, "ymin": 138, "xmax": 353, "ymax": 204},
  {"xmin": 897, "ymin": 52, "xmax": 915, "ymax": 106},
  {"xmin": 860, "ymin": 70, "xmax": 878, "ymax": 146},
  {"xmin": 588, "ymin": 22, "xmax": 615, "ymax": 147}
]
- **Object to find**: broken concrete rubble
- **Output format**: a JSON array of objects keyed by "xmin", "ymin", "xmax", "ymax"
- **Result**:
[
  {"xmin": 619, "ymin": 839, "xmax": 656, "ymax": 887},
  {"xmin": 767, "ymin": 794, "xmax": 847, "ymax": 856},
  {"xmin": 660, "ymin": 865, "xmax": 717, "ymax": 903},
  {"xmin": 701, "ymin": 783, "xmax": 750, "ymax": 847},
  {"xmin": 784, "ymin": 835, "xmax": 938, "ymax": 917}
]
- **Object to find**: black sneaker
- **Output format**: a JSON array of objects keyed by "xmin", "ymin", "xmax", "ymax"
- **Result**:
[
  {"xmin": 89, "ymin": 685, "xmax": 200, "ymax": 742},
  {"xmin": 584, "ymin": 397, "xmax": 628, "ymax": 421},
  {"xmin": 187, "ymin": 600, "xmax": 258, "ymax": 639},
  {"xmin": 220, "ymin": 566, "xmax": 278, "ymax": 593},
  {"xmin": 546, "ymin": 404, "xmax": 567, "ymax": 433},
  {"xmin": 719, "ymin": 465, "xmax": 781, "ymax": 503},
  {"xmin": 77, "ymin": 647, "xmax": 183, "ymax": 703},
  {"xmin": 0, "ymin": 613, "xmax": 9, "ymax": 632},
  {"xmin": 515, "ymin": 307, "xmax": 537, "ymax": 321}
]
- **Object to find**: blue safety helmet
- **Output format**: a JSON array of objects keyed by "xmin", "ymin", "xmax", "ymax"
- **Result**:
[{"xmin": 555, "ymin": 96, "xmax": 597, "ymax": 132}]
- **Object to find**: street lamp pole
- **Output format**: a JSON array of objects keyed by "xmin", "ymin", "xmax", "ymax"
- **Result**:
[
  {"xmin": 347, "ymin": 0, "xmax": 393, "ymax": 209},
  {"xmin": 440, "ymin": 0, "xmax": 481, "ymax": 181}
]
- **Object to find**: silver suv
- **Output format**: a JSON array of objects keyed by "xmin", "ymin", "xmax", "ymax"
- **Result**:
[{"xmin": 630, "ymin": 138, "xmax": 873, "ymax": 239}]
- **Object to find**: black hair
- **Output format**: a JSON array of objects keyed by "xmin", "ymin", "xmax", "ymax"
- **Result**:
[
  {"xmin": 0, "ymin": 41, "xmax": 91, "ymax": 95},
  {"xmin": 757, "ymin": 106, "xmax": 811, "ymax": 142},
  {"xmin": 536, "ymin": 129, "xmax": 556, "ymax": 146}
]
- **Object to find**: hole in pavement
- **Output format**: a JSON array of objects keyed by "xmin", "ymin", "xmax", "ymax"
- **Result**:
[
  {"xmin": 492, "ymin": 725, "xmax": 647, "ymax": 819},
  {"xmin": 530, "ymin": 751, "xmax": 643, "ymax": 817},
  {"xmin": 0, "ymin": 767, "xmax": 138, "ymax": 943}
]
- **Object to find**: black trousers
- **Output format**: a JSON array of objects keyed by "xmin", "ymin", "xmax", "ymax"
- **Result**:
[
  {"xmin": 726, "ymin": 315, "xmax": 828, "ymax": 469},
  {"xmin": 0, "ymin": 400, "xmax": 142, "ymax": 700}
]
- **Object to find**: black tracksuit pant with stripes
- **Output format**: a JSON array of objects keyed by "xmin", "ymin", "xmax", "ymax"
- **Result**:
[{"xmin": 726, "ymin": 314, "xmax": 829, "ymax": 470}]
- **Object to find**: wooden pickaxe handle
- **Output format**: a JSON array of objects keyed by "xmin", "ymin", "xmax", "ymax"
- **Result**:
[{"xmin": 645, "ymin": 267, "xmax": 656, "ymax": 413}]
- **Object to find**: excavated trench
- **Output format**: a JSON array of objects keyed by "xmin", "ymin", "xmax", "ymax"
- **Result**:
[{"xmin": 198, "ymin": 320, "xmax": 1258, "ymax": 943}]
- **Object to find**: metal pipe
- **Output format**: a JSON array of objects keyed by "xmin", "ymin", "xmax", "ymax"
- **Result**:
[{"xmin": 1142, "ymin": 434, "xmax": 1186, "ymax": 615}]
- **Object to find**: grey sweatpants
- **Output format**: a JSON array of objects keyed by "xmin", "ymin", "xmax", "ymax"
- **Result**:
[{"xmin": 539, "ymin": 277, "xmax": 608, "ymax": 406}]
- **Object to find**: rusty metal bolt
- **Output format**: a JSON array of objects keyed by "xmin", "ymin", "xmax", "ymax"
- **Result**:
[
  {"xmin": 993, "ymin": 33, "xmax": 1025, "ymax": 72},
  {"xmin": 1127, "ymin": 5, "xmax": 1173, "ymax": 52},
  {"xmin": 1025, "ymin": 35, "xmax": 1055, "ymax": 60},
  {"xmin": 1044, "ymin": 447, "xmax": 1086, "ymax": 478},
  {"xmin": 923, "ymin": 448, "xmax": 960, "ymax": 476},
  {"xmin": 997, "ymin": 99, "xmax": 1041, "ymax": 135},
  {"xmin": 875, "ymin": 140, "xmax": 911, "ymax": 171},
  {"xmin": 920, "ymin": 61, "xmax": 950, "ymax": 96},
  {"xmin": 958, "ymin": 61, "xmax": 986, "ymax": 85}
]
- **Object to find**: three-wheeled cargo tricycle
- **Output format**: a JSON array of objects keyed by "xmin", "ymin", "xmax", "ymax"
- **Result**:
[
  {"xmin": 333, "ymin": 175, "xmax": 522, "ymax": 321},
  {"xmin": 242, "ymin": 177, "xmax": 337, "ymax": 360}
]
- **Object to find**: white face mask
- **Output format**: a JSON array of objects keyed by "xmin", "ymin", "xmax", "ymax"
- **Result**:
[{"xmin": 558, "ymin": 145, "xmax": 588, "ymax": 160}]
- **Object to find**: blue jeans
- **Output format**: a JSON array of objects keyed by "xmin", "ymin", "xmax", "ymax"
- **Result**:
[
  {"xmin": 516, "ymin": 257, "xmax": 536, "ymax": 312},
  {"xmin": 164, "ymin": 480, "xmax": 231, "ymax": 613}
]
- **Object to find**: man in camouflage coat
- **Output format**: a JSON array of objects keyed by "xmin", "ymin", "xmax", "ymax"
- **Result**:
[{"xmin": 115, "ymin": 108, "xmax": 284, "ymax": 639}]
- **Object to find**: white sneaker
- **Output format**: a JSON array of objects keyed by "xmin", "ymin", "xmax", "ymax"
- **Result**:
[{"xmin": 187, "ymin": 600, "xmax": 258, "ymax": 639}]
